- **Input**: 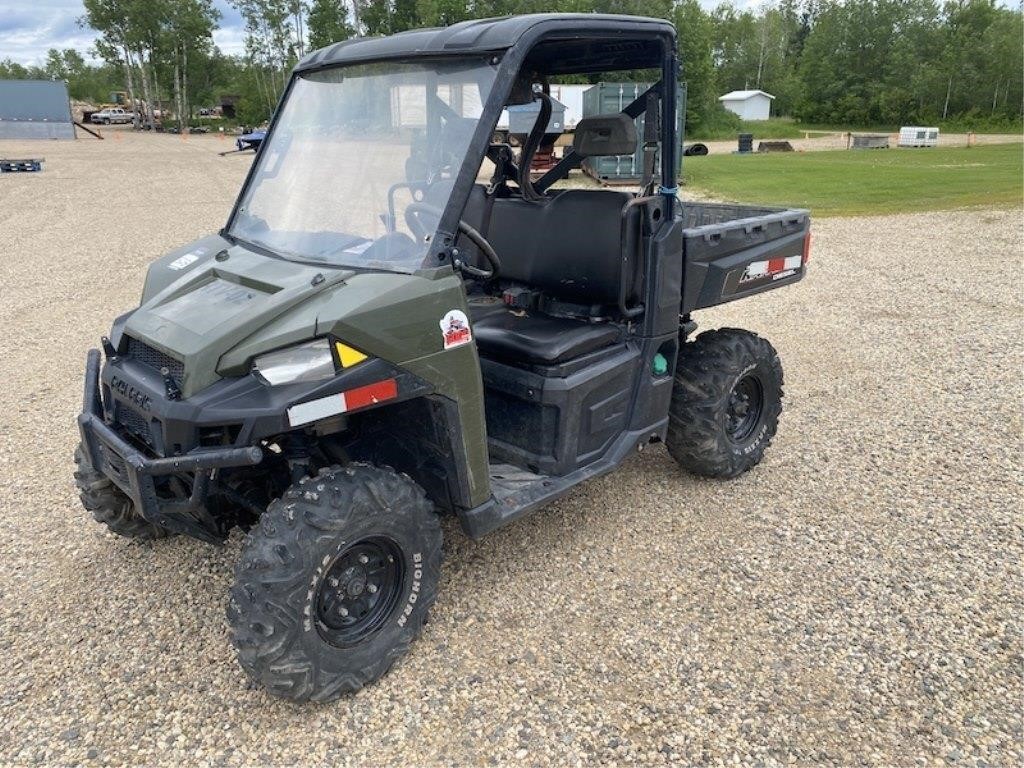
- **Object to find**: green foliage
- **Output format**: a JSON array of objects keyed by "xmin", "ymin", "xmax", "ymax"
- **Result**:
[
  {"xmin": 794, "ymin": 0, "xmax": 1022, "ymax": 126},
  {"xmin": 307, "ymin": 0, "xmax": 355, "ymax": 50},
  {"xmin": 10, "ymin": 0, "xmax": 1020, "ymax": 136},
  {"xmin": 682, "ymin": 143, "xmax": 1024, "ymax": 216},
  {"xmin": 938, "ymin": 112, "xmax": 1024, "ymax": 134},
  {"xmin": 674, "ymin": 0, "xmax": 716, "ymax": 133},
  {"xmin": 81, "ymin": 0, "xmax": 220, "ymax": 126}
]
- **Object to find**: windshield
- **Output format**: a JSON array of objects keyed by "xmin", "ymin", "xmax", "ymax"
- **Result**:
[{"xmin": 229, "ymin": 59, "xmax": 497, "ymax": 271}]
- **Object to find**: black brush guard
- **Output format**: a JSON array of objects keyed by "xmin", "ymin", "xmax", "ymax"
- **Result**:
[{"xmin": 77, "ymin": 349, "xmax": 263, "ymax": 544}]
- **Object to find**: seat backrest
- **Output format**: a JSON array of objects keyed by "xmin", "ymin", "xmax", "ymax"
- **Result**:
[
  {"xmin": 573, "ymin": 114, "xmax": 637, "ymax": 158},
  {"xmin": 486, "ymin": 189, "xmax": 638, "ymax": 308}
]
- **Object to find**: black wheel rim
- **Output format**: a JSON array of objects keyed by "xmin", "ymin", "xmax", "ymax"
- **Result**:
[
  {"xmin": 726, "ymin": 373, "xmax": 764, "ymax": 443},
  {"xmin": 315, "ymin": 537, "xmax": 404, "ymax": 647}
]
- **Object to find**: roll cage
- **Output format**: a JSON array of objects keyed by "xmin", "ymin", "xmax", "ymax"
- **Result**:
[{"xmin": 226, "ymin": 14, "xmax": 680, "ymax": 273}]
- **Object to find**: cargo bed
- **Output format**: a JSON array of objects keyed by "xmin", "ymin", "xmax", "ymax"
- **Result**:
[{"xmin": 680, "ymin": 202, "xmax": 811, "ymax": 314}]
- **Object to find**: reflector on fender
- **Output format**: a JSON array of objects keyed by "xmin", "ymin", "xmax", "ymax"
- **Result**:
[
  {"xmin": 287, "ymin": 378, "xmax": 398, "ymax": 427},
  {"xmin": 335, "ymin": 341, "xmax": 369, "ymax": 368}
]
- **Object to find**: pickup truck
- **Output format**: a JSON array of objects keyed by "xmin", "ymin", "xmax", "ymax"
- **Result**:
[{"xmin": 90, "ymin": 107, "xmax": 133, "ymax": 125}]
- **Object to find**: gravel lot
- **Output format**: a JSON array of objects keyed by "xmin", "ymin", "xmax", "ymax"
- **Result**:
[{"xmin": 0, "ymin": 131, "xmax": 1021, "ymax": 767}]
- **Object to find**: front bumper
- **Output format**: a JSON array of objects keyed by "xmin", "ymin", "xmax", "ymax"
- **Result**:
[
  {"xmin": 77, "ymin": 349, "xmax": 263, "ymax": 543},
  {"xmin": 77, "ymin": 342, "xmax": 432, "ymax": 542}
]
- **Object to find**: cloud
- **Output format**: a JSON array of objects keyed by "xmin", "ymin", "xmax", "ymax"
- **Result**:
[
  {"xmin": 1, "ymin": 0, "xmax": 248, "ymax": 65},
  {"xmin": 0, "ymin": 11, "xmax": 40, "ymax": 34}
]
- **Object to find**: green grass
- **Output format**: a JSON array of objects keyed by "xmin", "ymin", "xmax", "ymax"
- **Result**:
[{"xmin": 681, "ymin": 143, "xmax": 1024, "ymax": 216}]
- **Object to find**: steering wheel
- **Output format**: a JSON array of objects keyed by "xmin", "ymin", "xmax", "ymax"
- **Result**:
[{"xmin": 405, "ymin": 201, "xmax": 501, "ymax": 279}]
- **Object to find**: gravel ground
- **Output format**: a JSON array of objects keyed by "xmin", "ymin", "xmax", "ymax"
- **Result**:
[{"xmin": 0, "ymin": 132, "xmax": 1021, "ymax": 767}]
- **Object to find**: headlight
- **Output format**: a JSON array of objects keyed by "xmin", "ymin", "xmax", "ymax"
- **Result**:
[{"xmin": 254, "ymin": 339, "xmax": 335, "ymax": 386}]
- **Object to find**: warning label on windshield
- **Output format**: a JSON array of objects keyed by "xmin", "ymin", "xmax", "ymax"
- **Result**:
[{"xmin": 440, "ymin": 309, "xmax": 472, "ymax": 350}]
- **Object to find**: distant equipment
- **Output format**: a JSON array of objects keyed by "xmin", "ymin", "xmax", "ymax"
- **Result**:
[
  {"xmin": 496, "ymin": 84, "xmax": 588, "ymax": 132},
  {"xmin": 237, "ymin": 130, "xmax": 266, "ymax": 152},
  {"xmin": 850, "ymin": 134, "xmax": 890, "ymax": 150},
  {"xmin": 683, "ymin": 143, "xmax": 709, "ymax": 156},
  {"xmin": 736, "ymin": 133, "xmax": 754, "ymax": 153},
  {"xmin": 219, "ymin": 94, "xmax": 241, "ymax": 119},
  {"xmin": 507, "ymin": 95, "xmax": 568, "ymax": 172},
  {"xmin": 219, "ymin": 130, "xmax": 266, "ymax": 157},
  {"xmin": 899, "ymin": 126, "xmax": 939, "ymax": 147},
  {"xmin": 0, "ymin": 80, "xmax": 76, "ymax": 140}
]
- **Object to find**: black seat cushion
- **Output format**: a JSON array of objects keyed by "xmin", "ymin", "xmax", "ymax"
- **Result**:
[{"xmin": 473, "ymin": 309, "xmax": 621, "ymax": 365}]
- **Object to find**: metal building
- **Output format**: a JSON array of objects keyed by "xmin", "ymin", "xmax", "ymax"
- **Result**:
[{"xmin": 0, "ymin": 80, "xmax": 76, "ymax": 140}]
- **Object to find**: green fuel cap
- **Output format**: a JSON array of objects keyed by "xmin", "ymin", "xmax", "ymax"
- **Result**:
[{"xmin": 652, "ymin": 352, "xmax": 669, "ymax": 376}]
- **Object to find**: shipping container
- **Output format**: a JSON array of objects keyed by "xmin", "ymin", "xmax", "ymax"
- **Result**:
[{"xmin": 580, "ymin": 82, "xmax": 686, "ymax": 184}]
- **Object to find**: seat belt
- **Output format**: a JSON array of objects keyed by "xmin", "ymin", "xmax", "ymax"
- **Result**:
[{"xmin": 641, "ymin": 90, "xmax": 659, "ymax": 192}]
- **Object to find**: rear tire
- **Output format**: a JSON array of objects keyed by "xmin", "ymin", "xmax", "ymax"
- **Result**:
[
  {"xmin": 227, "ymin": 463, "xmax": 442, "ymax": 703},
  {"xmin": 666, "ymin": 328, "xmax": 783, "ymax": 478},
  {"xmin": 74, "ymin": 444, "xmax": 173, "ymax": 540}
]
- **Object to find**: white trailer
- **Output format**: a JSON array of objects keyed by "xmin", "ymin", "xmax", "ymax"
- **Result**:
[{"xmin": 899, "ymin": 126, "xmax": 939, "ymax": 147}]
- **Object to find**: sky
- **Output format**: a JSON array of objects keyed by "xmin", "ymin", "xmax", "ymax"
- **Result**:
[
  {"xmin": 1, "ymin": 0, "xmax": 247, "ymax": 65},
  {"xmin": 2, "ymin": 0, "xmax": 766, "ymax": 66}
]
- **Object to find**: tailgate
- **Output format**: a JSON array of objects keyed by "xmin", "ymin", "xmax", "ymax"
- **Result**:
[{"xmin": 681, "ymin": 202, "xmax": 810, "ymax": 314}]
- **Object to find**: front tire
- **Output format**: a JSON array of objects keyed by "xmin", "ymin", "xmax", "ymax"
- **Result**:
[
  {"xmin": 74, "ymin": 444, "xmax": 173, "ymax": 540},
  {"xmin": 227, "ymin": 463, "xmax": 442, "ymax": 703},
  {"xmin": 666, "ymin": 328, "xmax": 783, "ymax": 478}
]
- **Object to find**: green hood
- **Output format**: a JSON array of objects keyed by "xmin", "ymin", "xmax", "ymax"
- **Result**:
[{"xmin": 124, "ymin": 239, "xmax": 353, "ymax": 396}]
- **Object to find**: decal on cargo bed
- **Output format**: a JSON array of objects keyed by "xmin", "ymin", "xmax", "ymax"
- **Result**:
[
  {"xmin": 739, "ymin": 255, "xmax": 802, "ymax": 284},
  {"xmin": 440, "ymin": 309, "xmax": 472, "ymax": 350}
]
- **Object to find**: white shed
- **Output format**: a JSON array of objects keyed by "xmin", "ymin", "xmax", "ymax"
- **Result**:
[{"xmin": 718, "ymin": 90, "xmax": 775, "ymax": 121}]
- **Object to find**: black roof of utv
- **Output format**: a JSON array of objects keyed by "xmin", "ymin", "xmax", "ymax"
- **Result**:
[{"xmin": 295, "ymin": 14, "xmax": 676, "ymax": 74}]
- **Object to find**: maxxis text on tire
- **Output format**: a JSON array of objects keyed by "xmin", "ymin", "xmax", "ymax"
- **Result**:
[
  {"xmin": 666, "ymin": 327, "xmax": 784, "ymax": 478},
  {"xmin": 74, "ymin": 444, "xmax": 173, "ymax": 540},
  {"xmin": 227, "ymin": 463, "xmax": 442, "ymax": 703}
]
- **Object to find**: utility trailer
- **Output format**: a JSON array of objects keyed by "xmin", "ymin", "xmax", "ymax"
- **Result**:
[{"xmin": 75, "ymin": 14, "xmax": 811, "ymax": 703}]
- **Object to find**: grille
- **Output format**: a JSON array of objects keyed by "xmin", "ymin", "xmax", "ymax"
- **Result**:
[
  {"xmin": 116, "ymin": 403, "xmax": 154, "ymax": 446},
  {"xmin": 125, "ymin": 336, "xmax": 184, "ymax": 381}
]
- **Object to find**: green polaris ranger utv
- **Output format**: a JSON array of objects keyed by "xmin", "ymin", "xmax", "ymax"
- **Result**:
[{"xmin": 75, "ymin": 14, "xmax": 811, "ymax": 702}]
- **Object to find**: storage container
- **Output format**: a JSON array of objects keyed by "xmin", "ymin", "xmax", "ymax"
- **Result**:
[{"xmin": 580, "ymin": 82, "xmax": 685, "ymax": 183}]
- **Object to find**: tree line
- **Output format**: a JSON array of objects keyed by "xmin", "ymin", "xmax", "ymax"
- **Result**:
[{"xmin": 1, "ymin": 0, "xmax": 1020, "ymax": 133}]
